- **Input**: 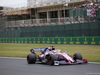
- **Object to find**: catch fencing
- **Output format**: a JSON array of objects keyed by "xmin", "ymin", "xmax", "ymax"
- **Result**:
[{"xmin": 0, "ymin": 21, "xmax": 100, "ymax": 38}]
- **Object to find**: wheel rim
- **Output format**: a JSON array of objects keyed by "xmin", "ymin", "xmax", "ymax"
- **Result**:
[
  {"xmin": 74, "ymin": 54, "xmax": 77, "ymax": 61},
  {"xmin": 48, "ymin": 56, "xmax": 53, "ymax": 65}
]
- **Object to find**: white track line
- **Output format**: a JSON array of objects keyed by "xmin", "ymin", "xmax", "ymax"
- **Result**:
[
  {"xmin": 85, "ymin": 73, "xmax": 100, "ymax": 75},
  {"xmin": 0, "ymin": 57, "xmax": 100, "ymax": 64},
  {"xmin": 88, "ymin": 62, "xmax": 100, "ymax": 65},
  {"xmin": 0, "ymin": 57, "xmax": 26, "ymax": 59}
]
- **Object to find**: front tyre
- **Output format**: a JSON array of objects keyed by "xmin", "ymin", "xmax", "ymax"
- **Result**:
[
  {"xmin": 73, "ymin": 53, "xmax": 82, "ymax": 61},
  {"xmin": 47, "ymin": 54, "xmax": 58, "ymax": 65},
  {"xmin": 27, "ymin": 54, "xmax": 36, "ymax": 64}
]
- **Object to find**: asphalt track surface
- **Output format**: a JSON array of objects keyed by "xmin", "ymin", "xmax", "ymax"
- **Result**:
[{"xmin": 0, "ymin": 58, "xmax": 100, "ymax": 75}]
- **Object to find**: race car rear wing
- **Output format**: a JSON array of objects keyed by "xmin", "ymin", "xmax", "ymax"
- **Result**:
[
  {"xmin": 40, "ymin": 48, "xmax": 46, "ymax": 51},
  {"xmin": 32, "ymin": 48, "xmax": 46, "ymax": 52}
]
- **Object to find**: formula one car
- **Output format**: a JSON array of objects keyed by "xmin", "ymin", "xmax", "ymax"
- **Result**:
[{"xmin": 27, "ymin": 46, "xmax": 88, "ymax": 65}]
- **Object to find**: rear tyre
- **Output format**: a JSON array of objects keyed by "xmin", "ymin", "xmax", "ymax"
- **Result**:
[
  {"xmin": 73, "ymin": 53, "xmax": 82, "ymax": 61},
  {"xmin": 27, "ymin": 54, "xmax": 36, "ymax": 64},
  {"xmin": 47, "ymin": 54, "xmax": 58, "ymax": 65}
]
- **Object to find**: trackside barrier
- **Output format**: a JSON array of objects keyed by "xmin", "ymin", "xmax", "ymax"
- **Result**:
[
  {"xmin": 0, "ymin": 37, "xmax": 100, "ymax": 45},
  {"xmin": 0, "ymin": 21, "xmax": 100, "ymax": 38}
]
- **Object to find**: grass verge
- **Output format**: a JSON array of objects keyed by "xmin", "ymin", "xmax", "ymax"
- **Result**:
[{"xmin": 0, "ymin": 43, "xmax": 100, "ymax": 62}]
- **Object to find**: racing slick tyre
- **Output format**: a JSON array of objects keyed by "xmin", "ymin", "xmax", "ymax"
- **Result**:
[
  {"xmin": 47, "ymin": 54, "xmax": 58, "ymax": 65},
  {"xmin": 73, "ymin": 53, "xmax": 82, "ymax": 61},
  {"xmin": 27, "ymin": 54, "xmax": 37, "ymax": 64}
]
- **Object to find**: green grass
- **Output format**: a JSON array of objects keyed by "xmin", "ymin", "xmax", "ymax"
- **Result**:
[{"xmin": 0, "ymin": 43, "xmax": 100, "ymax": 62}]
